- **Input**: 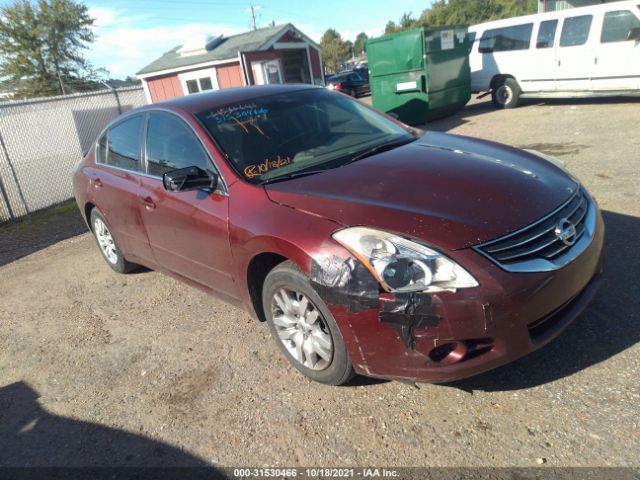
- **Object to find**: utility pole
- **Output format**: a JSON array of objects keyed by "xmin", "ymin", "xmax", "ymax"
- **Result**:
[{"xmin": 244, "ymin": 3, "xmax": 261, "ymax": 30}]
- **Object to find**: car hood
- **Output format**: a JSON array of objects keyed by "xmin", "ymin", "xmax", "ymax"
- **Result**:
[{"xmin": 264, "ymin": 131, "xmax": 578, "ymax": 250}]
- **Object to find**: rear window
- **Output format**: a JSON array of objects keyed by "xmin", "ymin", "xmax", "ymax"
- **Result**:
[
  {"xmin": 560, "ymin": 15, "xmax": 593, "ymax": 47},
  {"xmin": 479, "ymin": 23, "xmax": 533, "ymax": 53},
  {"xmin": 601, "ymin": 10, "xmax": 640, "ymax": 43},
  {"xmin": 536, "ymin": 19, "xmax": 558, "ymax": 48},
  {"xmin": 103, "ymin": 115, "xmax": 144, "ymax": 171}
]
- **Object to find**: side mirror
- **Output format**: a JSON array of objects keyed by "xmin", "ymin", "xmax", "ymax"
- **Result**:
[
  {"xmin": 163, "ymin": 166, "xmax": 217, "ymax": 193},
  {"xmin": 627, "ymin": 27, "xmax": 640, "ymax": 41}
]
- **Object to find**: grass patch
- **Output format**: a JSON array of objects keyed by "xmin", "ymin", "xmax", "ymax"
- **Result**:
[{"xmin": 0, "ymin": 200, "xmax": 81, "ymax": 237}]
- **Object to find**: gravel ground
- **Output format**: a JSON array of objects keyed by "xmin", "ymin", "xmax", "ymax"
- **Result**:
[{"xmin": 0, "ymin": 95, "xmax": 639, "ymax": 470}]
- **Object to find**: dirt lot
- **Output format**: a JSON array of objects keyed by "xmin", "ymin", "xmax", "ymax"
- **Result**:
[{"xmin": 1, "ymin": 96, "xmax": 639, "ymax": 469}]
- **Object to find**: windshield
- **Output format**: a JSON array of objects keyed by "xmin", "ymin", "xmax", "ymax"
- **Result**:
[{"xmin": 196, "ymin": 88, "xmax": 416, "ymax": 184}]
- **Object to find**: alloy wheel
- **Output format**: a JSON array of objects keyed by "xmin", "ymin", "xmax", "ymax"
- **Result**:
[
  {"xmin": 94, "ymin": 218, "xmax": 118, "ymax": 265},
  {"xmin": 271, "ymin": 288, "xmax": 333, "ymax": 370}
]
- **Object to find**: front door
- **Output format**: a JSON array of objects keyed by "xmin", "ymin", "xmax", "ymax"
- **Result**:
[
  {"xmin": 593, "ymin": 8, "xmax": 640, "ymax": 91},
  {"xmin": 137, "ymin": 111, "xmax": 240, "ymax": 301},
  {"xmin": 556, "ymin": 14, "xmax": 596, "ymax": 91}
]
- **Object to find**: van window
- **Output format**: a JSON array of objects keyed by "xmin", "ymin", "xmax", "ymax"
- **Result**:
[
  {"xmin": 479, "ymin": 23, "xmax": 533, "ymax": 53},
  {"xmin": 601, "ymin": 10, "xmax": 640, "ymax": 43},
  {"xmin": 536, "ymin": 20, "xmax": 558, "ymax": 48},
  {"xmin": 104, "ymin": 115, "xmax": 144, "ymax": 171},
  {"xmin": 146, "ymin": 112, "xmax": 211, "ymax": 177},
  {"xmin": 560, "ymin": 15, "xmax": 593, "ymax": 47}
]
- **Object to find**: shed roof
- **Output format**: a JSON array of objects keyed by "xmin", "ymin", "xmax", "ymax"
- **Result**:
[{"xmin": 137, "ymin": 23, "xmax": 314, "ymax": 76}]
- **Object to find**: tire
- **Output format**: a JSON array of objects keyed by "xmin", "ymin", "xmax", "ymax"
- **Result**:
[
  {"xmin": 262, "ymin": 261, "xmax": 355, "ymax": 385},
  {"xmin": 89, "ymin": 208, "xmax": 138, "ymax": 274},
  {"xmin": 349, "ymin": 88, "xmax": 357, "ymax": 98},
  {"xmin": 492, "ymin": 77, "xmax": 521, "ymax": 109}
]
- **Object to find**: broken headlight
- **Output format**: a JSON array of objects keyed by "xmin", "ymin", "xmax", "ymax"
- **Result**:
[{"xmin": 332, "ymin": 227, "xmax": 478, "ymax": 293}]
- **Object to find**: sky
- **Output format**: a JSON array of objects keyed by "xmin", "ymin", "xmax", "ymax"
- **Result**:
[{"xmin": 78, "ymin": 0, "xmax": 433, "ymax": 78}]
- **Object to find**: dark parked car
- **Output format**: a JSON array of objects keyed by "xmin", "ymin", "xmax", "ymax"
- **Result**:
[
  {"xmin": 325, "ymin": 72, "xmax": 370, "ymax": 97},
  {"xmin": 73, "ymin": 85, "xmax": 604, "ymax": 385}
]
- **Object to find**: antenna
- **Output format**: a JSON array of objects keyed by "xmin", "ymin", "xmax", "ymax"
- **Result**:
[{"xmin": 244, "ymin": 3, "xmax": 262, "ymax": 30}]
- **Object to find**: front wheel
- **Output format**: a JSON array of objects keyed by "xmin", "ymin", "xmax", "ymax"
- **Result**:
[
  {"xmin": 492, "ymin": 78, "xmax": 521, "ymax": 109},
  {"xmin": 262, "ymin": 261, "xmax": 355, "ymax": 385}
]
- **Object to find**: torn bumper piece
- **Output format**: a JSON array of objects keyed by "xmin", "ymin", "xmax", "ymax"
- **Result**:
[{"xmin": 308, "ymin": 214, "xmax": 604, "ymax": 383}]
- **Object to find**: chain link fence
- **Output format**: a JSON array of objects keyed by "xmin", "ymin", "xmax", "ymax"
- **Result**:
[{"xmin": 0, "ymin": 86, "xmax": 147, "ymax": 223}]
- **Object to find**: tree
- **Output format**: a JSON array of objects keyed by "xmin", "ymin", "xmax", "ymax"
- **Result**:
[
  {"xmin": 422, "ymin": 0, "xmax": 536, "ymax": 27},
  {"xmin": 320, "ymin": 29, "xmax": 350, "ymax": 73},
  {"xmin": 0, "ymin": 0, "xmax": 97, "ymax": 98},
  {"xmin": 353, "ymin": 32, "xmax": 368, "ymax": 56}
]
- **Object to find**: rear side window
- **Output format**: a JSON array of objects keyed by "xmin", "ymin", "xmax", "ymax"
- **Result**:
[
  {"xmin": 145, "ymin": 112, "xmax": 211, "ymax": 177},
  {"xmin": 104, "ymin": 115, "xmax": 144, "ymax": 171},
  {"xmin": 601, "ymin": 10, "xmax": 640, "ymax": 43},
  {"xmin": 560, "ymin": 15, "xmax": 593, "ymax": 47},
  {"xmin": 537, "ymin": 20, "xmax": 558, "ymax": 48},
  {"xmin": 479, "ymin": 23, "xmax": 533, "ymax": 53}
]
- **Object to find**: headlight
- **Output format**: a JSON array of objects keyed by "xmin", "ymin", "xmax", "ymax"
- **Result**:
[{"xmin": 332, "ymin": 227, "xmax": 478, "ymax": 293}]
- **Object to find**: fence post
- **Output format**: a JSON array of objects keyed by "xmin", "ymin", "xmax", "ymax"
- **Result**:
[
  {"xmin": 113, "ymin": 88, "xmax": 122, "ymax": 115},
  {"xmin": 0, "ymin": 130, "xmax": 30, "ymax": 217},
  {"xmin": 0, "ymin": 162, "xmax": 14, "ymax": 221}
]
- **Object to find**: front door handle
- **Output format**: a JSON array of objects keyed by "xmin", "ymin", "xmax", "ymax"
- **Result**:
[
  {"xmin": 92, "ymin": 178, "xmax": 103, "ymax": 188},
  {"xmin": 139, "ymin": 196, "xmax": 156, "ymax": 210}
]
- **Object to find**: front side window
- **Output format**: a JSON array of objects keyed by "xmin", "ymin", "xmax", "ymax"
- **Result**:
[
  {"xmin": 601, "ymin": 10, "xmax": 640, "ymax": 43},
  {"xmin": 146, "ymin": 112, "xmax": 211, "ymax": 177},
  {"xmin": 479, "ymin": 23, "xmax": 533, "ymax": 53},
  {"xmin": 104, "ymin": 115, "xmax": 144, "ymax": 171},
  {"xmin": 196, "ymin": 88, "xmax": 416, "ymax": 184},
  {"xmin": 560, "ymin": 15, "xmax": 593, "ymax": 47},
  {"xmin": 537, "ymin": 20, "xmax": 558, "ymax": 48}
]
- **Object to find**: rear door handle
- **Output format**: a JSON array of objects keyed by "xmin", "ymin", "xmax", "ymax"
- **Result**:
[{"xmin": 139, "ymin": 196, "xmax": 156, "ymax": 210}]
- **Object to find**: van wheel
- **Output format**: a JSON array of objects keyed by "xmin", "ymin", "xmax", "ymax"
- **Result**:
[
  {"xmin": 262, "ymin": 261, "xmax": 355, "ymax": 385},
  {"xmin": 492, "ymin": 78, "xmax": 520, "ymax": 109},
  {"xmin": 90, "ymin": 208, "xmax": 138, "ymax": 274}
]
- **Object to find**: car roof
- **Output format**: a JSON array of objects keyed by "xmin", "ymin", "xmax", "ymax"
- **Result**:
[{"xmin": 146, "ymin": 84, "xmax": 321, "ymax": 114}]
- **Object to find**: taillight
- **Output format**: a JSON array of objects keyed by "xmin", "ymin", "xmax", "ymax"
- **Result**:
[{"xmin": 335, "ymin": 82, "xmax": 342, "ymax": 90}]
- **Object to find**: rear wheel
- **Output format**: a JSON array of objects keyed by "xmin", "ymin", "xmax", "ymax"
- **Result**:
[
  {"xmin": 492, "ymin": 77, "xmax": 521, "ymax": 109},
  {"xmin": 262, "ymin": 261, "xmax": 355, "ymax": 385},
  {"xmin": 349, "ymin": 88, "xmax": 357, "ymax": 98},
  {"xmin": 90, "ymin": 208, "xmax": 138, "ymax": 274}
]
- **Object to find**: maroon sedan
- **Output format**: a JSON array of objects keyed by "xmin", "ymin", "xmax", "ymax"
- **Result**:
[{"xmin": 73, "ymin": 85, "xmax": 604, "ymax": 385}]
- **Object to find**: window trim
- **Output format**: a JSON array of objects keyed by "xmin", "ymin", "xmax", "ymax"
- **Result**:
[
  {"xmin": 95, "ymin": 109, "xmax": 228, "ymax": 195},
  {"xmin": 536, "ymin": 19, "xmax": 559, "ymax": 49},
  {"xmin": 178, "ymin": 67, "xmax": 219, "ymax": 96},
  {"xmin": 96, "ymin": 112, "xmax": 146, "ymax": 173},
  {"xmin": 478, "ymin": 22, "xmax": 534, "ymax": 53},
  {"xmin": 600, "ymin": 9, "xmax": 640, "ymax": 43},
  {"xmin": 559, "ymin": 14, "xmax": 594, "ymax": 48}
]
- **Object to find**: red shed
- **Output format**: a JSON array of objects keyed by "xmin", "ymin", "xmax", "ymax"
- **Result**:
[{"xmin": 136, "ymin": 23, "xmax": 324, "ymax": 103}]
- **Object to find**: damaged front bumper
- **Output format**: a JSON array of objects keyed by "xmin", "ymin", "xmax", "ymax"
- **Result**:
[{"xmin": 310, "ymin": 210, "xmax": 605, "ymax": 383}]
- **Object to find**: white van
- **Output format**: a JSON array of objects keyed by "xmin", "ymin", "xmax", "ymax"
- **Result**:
[{"xmin": 469, "ymin": 1, "xmax": 640, "ymax": 108}]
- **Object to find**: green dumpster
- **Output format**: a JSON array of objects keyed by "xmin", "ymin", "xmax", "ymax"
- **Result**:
[{"xmin": 366, "ymin": 26, "xmax": 471, "ymax": 125}]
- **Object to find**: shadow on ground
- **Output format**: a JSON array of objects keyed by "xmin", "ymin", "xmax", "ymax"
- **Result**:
[
  {"xmin": 0, "ymin": 381, "xmax": 227, "ymax": 477},
  {"xmin": 451, "ymin": 210, "xmax": 639, "ymax": 392},
  {"xmin": 0, "ymin": 201, "xmax": 87, "ymax": 267}
]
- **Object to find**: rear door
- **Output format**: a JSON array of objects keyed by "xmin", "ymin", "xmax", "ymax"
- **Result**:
[
  {"xmin": 137, "ymin": 110, "xmax": 239, "ymax": 300},
  {"xmin": 92, "ymin": 114, "xmax": 154, "ymax": 264},
  {"xmin": 593, "ymin": 8, "xmax": 640, "ymax": 90},
  {"xmin": 556, "ymin": 14, "xmax": 596, "ymax": 91}
]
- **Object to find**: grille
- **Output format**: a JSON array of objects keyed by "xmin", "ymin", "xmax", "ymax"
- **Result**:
[{"xmin": 477, "ymin": 188, "xmax": 589, "ymax": 267}]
